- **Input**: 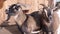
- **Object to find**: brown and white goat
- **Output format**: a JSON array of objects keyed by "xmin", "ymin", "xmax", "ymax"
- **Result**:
[
  {"xmin": 5, "ymin": 4, "xmax": 41, "ymax": 34},
  {"xmin": 39, "ymin": 4, "xmax": 60, "ymax": 34}
]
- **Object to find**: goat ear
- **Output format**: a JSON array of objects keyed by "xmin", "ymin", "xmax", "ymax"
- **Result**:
[
  {"xmin": 23, "ymin": 10, "xmax": 29, "ymax": 14},
  {"xmin": 52, "ymin": 7, "xmax": 58, "ymax": 11}
]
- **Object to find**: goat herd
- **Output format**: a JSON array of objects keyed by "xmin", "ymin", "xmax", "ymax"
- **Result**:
[{"xmin": 0, "ymin": 2, "xmax": 60, "ymax": 34}]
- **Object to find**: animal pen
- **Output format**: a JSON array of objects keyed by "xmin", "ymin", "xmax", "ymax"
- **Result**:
[{"xmin": 0, "ymin": 0, "xmax": 59, "ymax": 34}]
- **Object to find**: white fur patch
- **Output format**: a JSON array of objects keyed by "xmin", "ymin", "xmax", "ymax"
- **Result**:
[
  {"xmin": 44, "ymin": 9, "xmax": 48, "ymax": 16},
  {"xmin": 31, "ymin": 30, "xmax": 40, "ymax": 34}
]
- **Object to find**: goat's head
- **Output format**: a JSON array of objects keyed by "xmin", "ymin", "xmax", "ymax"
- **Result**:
[
  {"xmin": 5, "ymin": 4, "xmax": 22, "ymax": 16},
  {"xmin": 5, "ymin": 3, "xmax": 30, "ymax": 15},
  {"xmin": 40, "ymin": 4, "xmax": 53, "ymax": 23}
]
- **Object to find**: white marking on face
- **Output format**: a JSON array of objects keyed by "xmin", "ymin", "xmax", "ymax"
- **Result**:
[{"xmin": 44, "ymin": 9, "xmax": 48, "ymax": 17}]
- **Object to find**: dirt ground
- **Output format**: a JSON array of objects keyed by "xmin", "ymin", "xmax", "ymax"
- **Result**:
[
  {"xmin": 0, "ymin": 15, "xmax": 21, "ymax": 34},
  {"xmin": 0, "ymin": 26, "xmax": 21, "ymax": 34}
]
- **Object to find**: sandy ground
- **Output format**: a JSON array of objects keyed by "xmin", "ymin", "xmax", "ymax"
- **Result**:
[{"xmin": 0, "ymin": 16, "xmax": 21, "ymax": 34}]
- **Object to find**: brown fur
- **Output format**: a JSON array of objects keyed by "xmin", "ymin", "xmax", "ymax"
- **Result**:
[{"xmin": 41, "ymin": 6, "xmax": 60, "ymax": 34}]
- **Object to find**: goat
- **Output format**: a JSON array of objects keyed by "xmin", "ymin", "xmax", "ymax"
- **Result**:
[
  {"xmin": 5, "ymin": 4, "xmax": 41, "ymax": 34},
  {"xmin": 39, "ymin": 4, "xmax": 60, "ymax": 34}
]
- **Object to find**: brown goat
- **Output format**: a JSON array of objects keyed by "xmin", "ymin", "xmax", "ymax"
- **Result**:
[
  {"xmin": 39, "ymin": 4, "xmax": 60, "ymax": 34},
  {"xmin": 5, "ymin": 4, "xmax": 41, "ymax": 34}
]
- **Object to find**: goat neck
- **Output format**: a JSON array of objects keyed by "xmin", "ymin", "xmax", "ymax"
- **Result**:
[{"xmin": 14, "ymin": 9, "xmax": 26, "ymax": 26}]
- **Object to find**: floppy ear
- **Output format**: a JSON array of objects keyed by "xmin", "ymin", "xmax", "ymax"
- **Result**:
[
  {"xmin": 52, "ymin": 7, "xmax": 58, "ymax": 11},
  {"xmin": 22, "ymin": 10, "xmax": 29, "ymax": 14},
  {"xmin": 16, "ymin": 3, "xmax": 30, "ymax": 14}
]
